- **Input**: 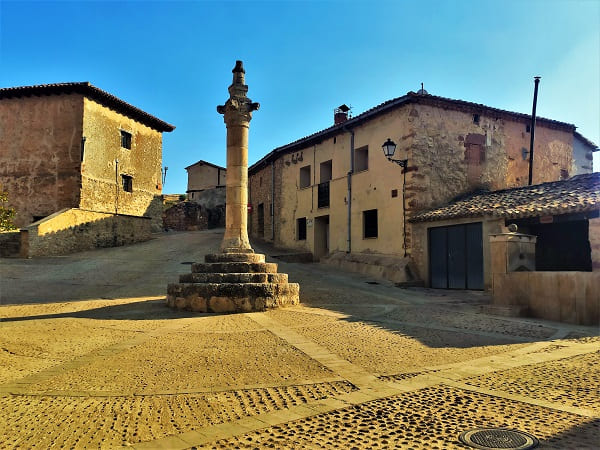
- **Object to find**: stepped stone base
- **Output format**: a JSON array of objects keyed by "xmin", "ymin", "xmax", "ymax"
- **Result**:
[{"xmin": 167, "ymin": 251, "xmax": 300, "ymax": 313}]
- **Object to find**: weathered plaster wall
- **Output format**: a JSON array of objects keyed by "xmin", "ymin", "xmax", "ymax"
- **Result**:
[
  {"xmin": 572, "ymin": 136, "xmax": 595, "ymax": 175},
  {"xmin": 20, "ymin": 208, "xmax": 152, "ymax": 257},
  {"xmin": 248, "ymin": 100, "xmax": 578, "ymax": 286},
  {"xmin": 187, "ymin": 164, "xmax": 226, "ymax": 195},
  {"xmin": 492, "ymin": 272, "xmax": 599, "ymax": 325},
  {"xmin": 504, "ymin": 120, "xmax": 573, "ymax": 186},
  {"xmin": 0, "ymin": 94, "xmax": 83, "ymax": 226},
  {"xmin": 411, "ymin": 216, "xmax": 505, "ymax": 289},
  {"xmin": 273, "ymin": 107, "xmax": 411, "ymax": 257},
  {"xmin": 79, "ymin": 98, "xmax": 163, "ymax": 222}
]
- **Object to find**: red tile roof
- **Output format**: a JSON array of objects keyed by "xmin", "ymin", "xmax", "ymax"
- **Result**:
[
  {"xmin": 185, "ymin": 160, "xmax": 226, "ymax": 171},
  {"xmin": 410, "ymin": 172, "xmax": 600, "ymax": 222},
  {"xmin": 250, "ymin": 91, "xmax": 582, "ymax": 173},
  {"xmin": 0, "ymin": 82, "xmax": 175, "ymax": 132}
]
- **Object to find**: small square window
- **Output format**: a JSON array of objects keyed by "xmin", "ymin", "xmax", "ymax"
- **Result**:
[
  {"xmin": 299, "ymin": 165, "xmax": 311, "ymax": 189},
  {"xmin": 297, "ymin": 217, "xmax": 307, "ymax": 240},
  {"xmin": 391, "ymin": 189, "xmax": 398, "ymax": 198},
  {"xmin": 121, "ymin": 130, "xmax": 132, "ymax": 149},
  {"xmin": 526, "ymin": 124, "xmax": 531, "ymax": 133},
  {"xmin": 363, "ymin": 209, "xmax": 378, "ymax": 238},
  {"xmin": 121, "ymin": 174, "xmax": 133, "ymax": 192},
  {"xmin": 355, "ymin": 146, "xmax": 368, "ymax": 172},
  {"xmin": 473, "ymin": 114, "xmax": 480, "ymax": 124}
]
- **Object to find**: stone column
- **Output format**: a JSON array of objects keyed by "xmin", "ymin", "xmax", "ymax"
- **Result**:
[{"xmin": 217, "ymin": 61, "xmax": 260, "ymax": 253}]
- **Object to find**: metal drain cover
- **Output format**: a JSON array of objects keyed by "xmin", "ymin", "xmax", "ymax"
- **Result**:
[{"xmin": 459, "ymin": 428, "xmax": 539, "ymax": 449}]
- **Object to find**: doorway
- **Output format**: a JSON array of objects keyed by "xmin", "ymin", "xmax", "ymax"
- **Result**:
[
  {"xmin": 314, "ymin": 215, "xmax": 329, "ymax": 261},
  {"xmin": 429, "ymin": 222, "xmax": 484, "ymax": 289},
  {"xmin": 257, "ymin": 203, "xmax": 264, "ymax": 237}
]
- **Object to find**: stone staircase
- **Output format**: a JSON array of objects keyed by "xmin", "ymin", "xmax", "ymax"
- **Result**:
[{"xmin": 167, "ymin": 251, "xmax": 299, "ymax": 313}]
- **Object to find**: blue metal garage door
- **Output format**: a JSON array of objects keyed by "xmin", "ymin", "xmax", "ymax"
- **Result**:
[{"xmin": 428, "ymin": 222, "xmax": 483, "ymax": 290}]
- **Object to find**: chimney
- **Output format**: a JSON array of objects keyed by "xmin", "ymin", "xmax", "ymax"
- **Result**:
[{"xmin": 334, "ymin": 104, "xmax": 350, "ymax": 125}]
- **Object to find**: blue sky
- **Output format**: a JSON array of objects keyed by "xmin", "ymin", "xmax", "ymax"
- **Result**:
[{"xmin": 1, "ymin": 0, "xmax": 598, "ymax": 194}]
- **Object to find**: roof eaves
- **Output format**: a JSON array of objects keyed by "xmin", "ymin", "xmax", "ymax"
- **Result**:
[
  {"xmin": 574, "ymin": 131, "xmax": 599, "ymax": 151},
  {"xmin": 0, "ymin": 82, "xmax": 175, "ymax": 132},
  {"xmin": 185, "ymin": 160, "xmax": 226, "ymax": 171}
]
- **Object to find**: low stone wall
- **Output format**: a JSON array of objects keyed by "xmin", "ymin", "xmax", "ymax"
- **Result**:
[
  {"xmin": 20, "ymin": 208, "xmax": 152, "ymax": 257},
  {"xmin": 0, "ymin": 231, "xmax": 20, "ymax": 257},
  {"xmin": 322, "ymin": 251, "xmax": 419, "ymax": 284},
  {"xmin": 492, "ymin": 271, "xmax": 599, "ymax": 325}
]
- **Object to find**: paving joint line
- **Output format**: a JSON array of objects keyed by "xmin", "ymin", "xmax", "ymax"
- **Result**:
[{"xmin": 127, "ymin": 317, "xmax": 599, "ymax": 450}]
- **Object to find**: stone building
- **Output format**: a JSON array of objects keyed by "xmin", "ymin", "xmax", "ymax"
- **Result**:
[
  {"xmin": 0, "ymin": 82, "xmax": 174, "ymax": 256},
  {"xmin": 248, "ymin": 90, "xmax": 598, "ymax": 287},
  {"xmin": 185, "ymin": 160, "xmax": 226, "ymax": 202}
]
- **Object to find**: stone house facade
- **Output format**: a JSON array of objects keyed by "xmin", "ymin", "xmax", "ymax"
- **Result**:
[
  {"xmin": 248, "ymin": 90, "xmax": 597, "ymax": 286},
  {"xmin": 0, "ymin": 82, "xmax": 174, "ymax": 255},
  {"xmin": 185, "ymin": 160, "xmax": 226, "ymax": 202}
]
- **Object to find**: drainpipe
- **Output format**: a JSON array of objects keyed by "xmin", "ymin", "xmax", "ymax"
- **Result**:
[
  {"xmin": 115, "ymin": 158, "xmax": 119, "ymax": 214},
  {"xmin": 271, "ymin": 161, "xmax": 275, "ymax": 241},
  {"xmin": 528, "ymin": 76, "xmax": 541, "ymax": 185},
  {"xmin": 346, "ymin": 129, "xmax": 355, "ymax": 253}
]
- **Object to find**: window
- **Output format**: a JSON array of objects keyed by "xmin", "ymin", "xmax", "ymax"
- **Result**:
[
  {"xmin": 355, "ymin": 146, "xmax": 368, "ymax": 172},
  {"xmin": 526, "ymin": 124, "xmax": 531, "ymax": 133},
  {"xmin": 391, "ymin": 189, "xmax": 398, "ymax": 198},
  {"xmin": 297, "ymin": 217, "xmax": 307, "ymax": 240},
  {"xmin": 363, "ymin": 209, "xmax": 378, "ymax": 238},
  {"xmin": 560, "ymin": 169, "xmax": 569, "ymax": 180},
  {"xmin": 121, "ymin": 174, "xmax": 133, "ymax": 192},
  {"xmin": 121, "ymin": 130, "xmax": 132, "ymax": 149},
  {"xmin": 299, "ymin": 165, "xmax": 311, "ymax": 189},
  {"xmin": 320, "ymin": 160, "xmax": 332, "ymax": 183},
  {"xmin": 472, "ymin": 114, "xmax": 480, "ymax": 125}
]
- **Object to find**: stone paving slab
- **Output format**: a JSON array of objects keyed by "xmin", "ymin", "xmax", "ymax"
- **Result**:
[
  {"xmin": 204, "ymin": 386, "xmax": 600, "ymax": 449},
  {"xmin": 1, "ymin": 232, "xmax": 598, "ymax": 449}
]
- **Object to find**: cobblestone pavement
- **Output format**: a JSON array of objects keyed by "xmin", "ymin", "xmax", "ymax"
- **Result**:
[{"xmin": 0, "ymin": 231, "xmax": 598, "ymax": 449}]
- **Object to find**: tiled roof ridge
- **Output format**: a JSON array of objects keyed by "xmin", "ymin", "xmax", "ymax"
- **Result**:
[
  {"xmin": 184, "ymin": 160, "xmax": 226, "ymax": 171},
  {"xmin": 410, "ymin": 172, "xmax": 600, "ymax": 223},
  {"xmin": 0, "ymin": 82, "xmax": 175, "ymax": 132},
  {"xmin": 250, "ymin": 91, "xmax": 583, "ymax": 172}
]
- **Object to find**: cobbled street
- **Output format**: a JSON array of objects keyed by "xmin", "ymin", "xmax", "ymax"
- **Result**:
[{"xmin": 0, "ymin": 230, "xmax": 598, "ymax": 449}]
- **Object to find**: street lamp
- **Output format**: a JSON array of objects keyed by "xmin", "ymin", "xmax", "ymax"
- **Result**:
[
  {"xmin": 382, "ymin": 138, "xmax": 408, "ymax": 257},
  {"xmin": 382, "ymin": 138, "xmax": 407, "ymax": 168}
]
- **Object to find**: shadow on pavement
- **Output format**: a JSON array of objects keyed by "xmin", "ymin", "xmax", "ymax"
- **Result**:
[{"xmin": 0, "ymin": 299, "xmax": 209, "ymax": 322}]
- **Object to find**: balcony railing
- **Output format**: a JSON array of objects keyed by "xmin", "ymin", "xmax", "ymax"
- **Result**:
[{"xmin": 318, "ymin": 181, "xmax": 330, "ymax": 208}]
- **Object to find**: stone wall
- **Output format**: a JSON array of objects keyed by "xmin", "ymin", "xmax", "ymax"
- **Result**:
[
  {"xmin": 408, "ymin": 104, "xmax": 574, "ymax": 215},
  {"xmin": 492, "ymin": 271, "xmax": 599, "ymax": 325},
  {"xmin": 248, "ymin": 163, "xmax": 275, "ymax": 241},
  {"xmin": 0, "ymin": 231, "xmax": 20, "ymax": 257},
  {"xmin": 0, "ymin": 94, "xmax": 83, "ymax": 226},
  {"xmin": 163, "ymin": 202, "xmax": 209, "ymax": 231},
  {"xmin": 20, "ymin": 208, "xmax": 152, "ymax": 257},
  {"xmin": 79, "ymin": 98, "xmax": 163, "ymax": 223}
]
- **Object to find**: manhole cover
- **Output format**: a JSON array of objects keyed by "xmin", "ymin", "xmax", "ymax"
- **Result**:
[{"xmin": 459, "ymin": 428, "xmax": 539, "ymax": 449}]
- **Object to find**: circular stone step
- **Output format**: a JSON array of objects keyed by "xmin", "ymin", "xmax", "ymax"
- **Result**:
[
  {"xmin": 166, "ymin": 282, "xmax": 300, "ymax": 313},
  {"xmin": 179, "ymin": 272, "xmax": 288, "ymax": 284},
  {"xmin": 191, "ymin": 262, "xmax": 278, "ymax": 274},
  {"xmin": 205, "ymin": 253, "xmax": 266, "ymax": 263}
]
